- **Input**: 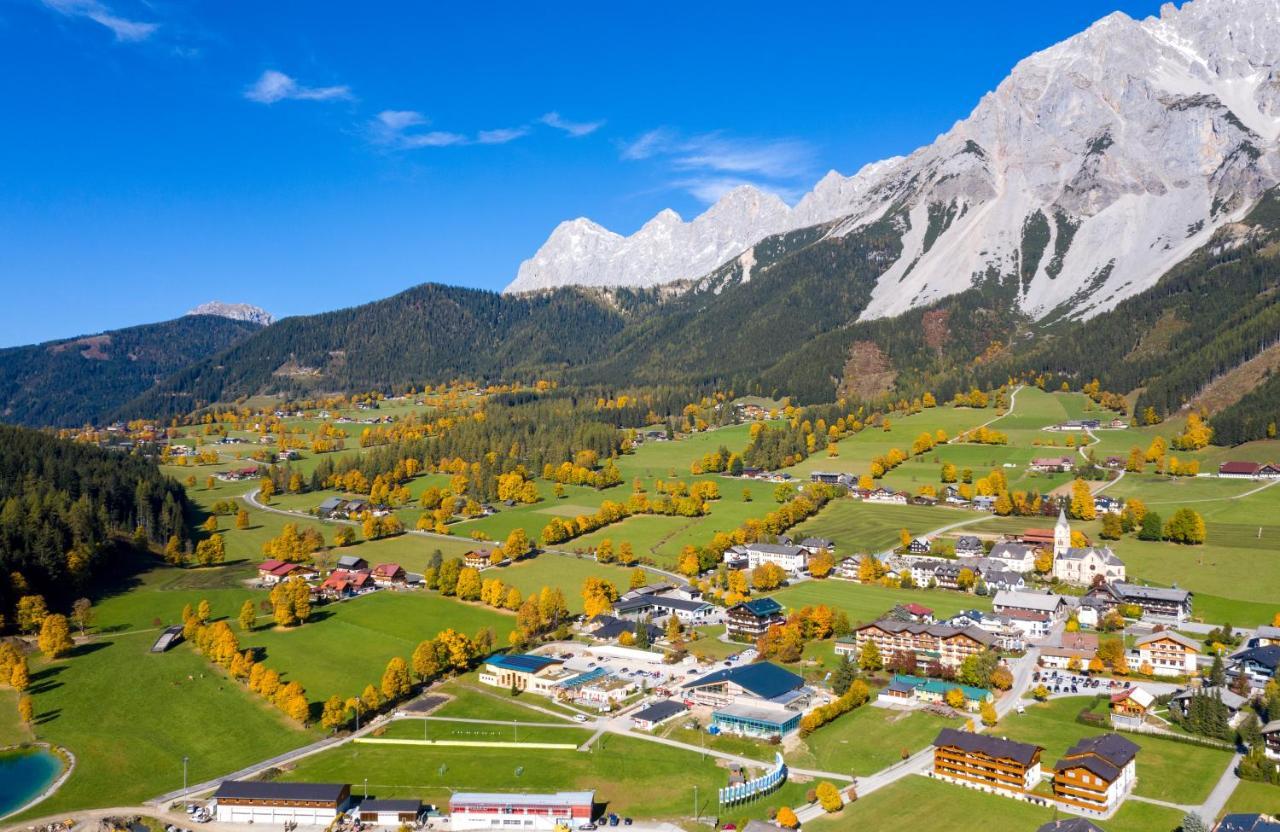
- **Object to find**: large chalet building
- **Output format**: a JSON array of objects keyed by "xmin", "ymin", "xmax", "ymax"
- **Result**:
[
  {"xmin": 1133, "ymin": 631, "xmax": 1200, "ymax": 676},
  {"xmin": 1086, "ymin": 582, "xmax": 1193, "ymax": 622},
  {"xmin": 726, "ymin": 597, "xmax": 785, "ymax": 639},
  {"xmin": 932, "ymin": 728, "xmax": 1043, "ymax": 795},
  {"xmin": 1051, "ymin": 734, "xmax": 1139, "ymax": 814},
  {"xmin": 835, "ymin": 620, "xmax": 995, "ymax": 669}
]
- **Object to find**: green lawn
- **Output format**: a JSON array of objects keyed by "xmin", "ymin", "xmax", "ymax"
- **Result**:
[
  {"xmin": 280, "ymin": 731, "xmax": 808, "ymax": 821},
  {"xmin": 1220, "ymin": 779, "xmax": 1280, "ymax": 820},
  {"xmin": 241, "ymin": 592, "xmax": 512, "ymax": 702},
  {"xmin": 789, "ymin": 499, "xmax": 981, "ymax": 554},
  {"xmin": 993, "ymin": 698, "xmax": 1233, "ymax": 805},
  {"xmin": 484, "ymin": 554, "xmax": 658, "ymax": 612},
  {"xmin": 430, "ymin": 682, "xmax": 573, "ymax": 723},
  {"xmin": 771, "ymin": 579, "xmax": 991, "ymax": 628},
  {"xmin": 790, "ymin": 706, "xmax": 959, "ymax": 776},
  {"xmin": 377, "ymin": 718, "xmax": 590, "ymax": 746},
  {"xmin": 805, "ymin": 773, "xmax": 1184, "ymax": 832}
]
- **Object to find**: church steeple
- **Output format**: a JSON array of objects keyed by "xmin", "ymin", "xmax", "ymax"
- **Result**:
[{"xmin": 1054, "ymin": 507, "xmax": 1071, "ymax": 558}]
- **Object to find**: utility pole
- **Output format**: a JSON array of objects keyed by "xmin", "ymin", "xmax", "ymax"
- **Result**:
[
  {"xmin": 693, "ymin": 785, "xmax": 698, "ymax": 823},
  {"xmin": 182, "ymin": 756, "xmax": 189, "ymax": 800}
]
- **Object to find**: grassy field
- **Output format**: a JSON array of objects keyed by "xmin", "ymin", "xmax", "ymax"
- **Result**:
[
  {"xmin": 1220, "ymin": 779, "xmax": 1280, "ymax": 820},
  {"xmin": 771, "ymin": 579, "xmax": 992, "ymax": 628},
  {"xmin": 789, "ymin": 500, "xmax": 979, "ymax": 554},
  {"xmin": 805, "ymin": 773, "xmax": 1184, "ymax": 832},
  {"xmin": 993, "ymin": 697, "xmax": 1233, "ymax": 805},
  {"xmin": 242, "ymin": 592, "xmax": 511, "ymax": 702},
  {"xmin": 14, "ymin": 557, "xmax": 315, "ymax": 819},
  {"xmin": 280, "ymin": 730, "xmax": 809, "ymax": 821},
  {"xmin": 789, "ymin": 706, "xmax": 958, "ymax": 776},
  {"xmin": 487, "ymin": 554, "xmax": 659, "ymax": 610}
]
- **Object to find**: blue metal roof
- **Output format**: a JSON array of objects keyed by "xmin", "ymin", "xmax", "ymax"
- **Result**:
[
  {"xmin": 682, "ymin": 662, "xmax": 803, "ymax": 699},
  {"xmin": 485, "ymin": 654, "xmax": 562, "ymax": 673},
  {"xmin": 560, "ymin": 667, "xmax": 609, "ymax": 688},
  {"xmin": 736, "ymin": 597, "xmax": 783, "ymax": 616}
]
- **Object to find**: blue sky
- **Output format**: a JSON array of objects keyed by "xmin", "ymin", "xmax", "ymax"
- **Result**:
[{"xmin": 0, "ymin": 0, "xmax": 1166, "ymax": 347}]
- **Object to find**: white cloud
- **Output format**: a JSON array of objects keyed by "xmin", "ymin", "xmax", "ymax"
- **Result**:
[
  {"xmin": 539, "ymin": 111, "xmax": 604, "ymax": 138},
  {"xmin": 477, "ymin": 126, "xmax": 530, "ymax": 145},
  {"xmin": 41, "ymin": 0, "xmax": 158, "ymax": 42},
  {"xmin": 245, "ymin": 70, "xmax": 352, "ymax": 104},
  {"xmin": 370, "ymin": 109, "xmax": 466, "ymax": 149},
  {"xmin": 622, "ymin": 127, "xmax": 814, "ymax": 204},
  {"xmin": 620, "ymin": 128, "xmax": 675, "ymax": 160}
]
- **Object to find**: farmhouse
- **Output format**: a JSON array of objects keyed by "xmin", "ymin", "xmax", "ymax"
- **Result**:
[
  {"xmin": 1109, "ymin": 687, "xmax": 1155, "ymax": 726},
  {"xmin": 907, "ymin": 536, "xmax": 933, "ymax": 555},
  {"xmin": 1051, "ymin": 734, "xmax": 1139, "ymax": 813},
  {"xmin": 1030, "ymin": 456, "xmax": 1075, "ymax": 473},
  {"xmin": 370, "ymin": 562, "xmax": 407, "ymax": 587},
  {"xmin": 1054, "ymin": 547, "xmax": 1126, "ymax": 586},
  {"xmin": 1088, "ymin": 582, "xmax": 1193, "ymax": 622},
  {"xmin": 954, "ymin": 535, "xmax": 984, "ymax": 558},
  {"xmin": 1134, "ymin": 631, "xmax": 1200, "ymax": 676},
  {"xmin": 835, "ymin": 620, "xmax": 995, "ymax": 670},
  {"xmin": 464, "ymin": 548, "xmax": 498, "ymax": 570},
  {"xmin": 727, "ymin": 597, "xmax": 785, "ymax": 639},
  {"xmin": 798, "ymin": 536, "xmax": 834, "ymax": 554},
  {"xmin": 212, "ymin": 781, "xmax": 352, "ymax": 825},
  {"xmin": 1219, "ymin": 461, "xmax": 1280, "ymax": 479},
  {"xmin": 336, "ymin": 555, "xmax": 369, "ymax": 571},
  {"xmin": 358, "ymin": 799, "xmax": 422, "ymax": 827},
  {"xmin": 257, "ymin": 560, "xmax": 318, "ymax": 584},
  {"xmin": 890, "ymin": 602, "xmax": 935, "ymax": 623},
  {"xmin": 932, "ymin": 728, "xmax": 1043, "ymax": 794},
  {"xmin": 449, "ymin": 791, "xmax": 595, "ymax": 832}
]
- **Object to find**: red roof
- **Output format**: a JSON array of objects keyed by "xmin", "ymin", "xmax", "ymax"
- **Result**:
[
  {"xmin": 372, "ymin": 562, "xmax": 404, "ymax": 578},
  {"xmin": 1220, "ymin": 461, "xmax": 1262, "ymax": 475},
  {"xmin": 259, "ymin": 559, "xmax": 285, "ymax": 572},
  {"xmin": 902, "ymin": 603, "xmax": 934, "ymax": 616}
]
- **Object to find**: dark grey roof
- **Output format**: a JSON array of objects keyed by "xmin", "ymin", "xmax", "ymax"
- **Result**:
[
  {"xmin": 955, "ymin": 535, "xmax": 981, "ymax": 548},
  {"xmin": 214, "ymin": 780, "xmax": 349, "ymax": 803},
  {"xmin": 614, "ymin": 594, "xmax": 709, "ymax": 614},
  {"xmin": 682, "ymin": 662, "xmax": 803, "ymax": 699},
  {"xmin": 1112, "ymin": 582, "xmax": 1191, "ymax": 603},
  {"xmin": 1216, "ymin": 815, "xmax": 1280, "ymax": 832},
  {"xmin": 360, "ymin": 799, "xmax": 422, "ymax": 812},
  {"xmin": 745, "ymin": 542, "xmax": 806, "ymax": 557},
  {"xmin": 933, "ymin": 728, "xmax": 1041, "ymax": 766},
  {"xmin": 1058, "ymin": 733, "xmax": 1140, "ymax": 776},
  {"xmin": 631, "ymin": 699, "xmax": 687, "ymax": 723},
  {"xmin": 1234, "ymin": 645, "xmax": 1280, "ymax": 671}
]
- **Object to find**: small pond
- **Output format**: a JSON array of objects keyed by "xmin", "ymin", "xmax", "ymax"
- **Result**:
[{"xmin": 0, "ymin": 747, "xmax": 62, "ymax": 817}]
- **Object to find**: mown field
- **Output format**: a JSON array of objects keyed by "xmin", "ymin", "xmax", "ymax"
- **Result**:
[
  {"xmin": 804, "ymin": 774, "xmax": 1184, "ymax": 832},
  {"xmin": 771, "ymin": 578, "xmax": 992, "ymax": 628}
]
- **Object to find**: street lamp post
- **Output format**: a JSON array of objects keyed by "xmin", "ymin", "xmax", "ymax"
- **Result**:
[{"xmin": 183, "ymin": 755, "xmax": 190, "ymax": 800}]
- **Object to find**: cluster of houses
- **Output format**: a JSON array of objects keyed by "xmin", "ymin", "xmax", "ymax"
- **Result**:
[
  {"xmin": 217, "ymin": 466, "xmax": 263, "ymax": 483},
  {"xmin": 316, "ymin": 497, "xmax": 392, "ymax": 520},
  {"xmin": 931, "ymin": 727, "xmax": 1139, "ymax": 815},
  {"xmin": 834, "ymin": 511, "xmax": 1128, "ymax": 598},
  {"xmin": 1044, "ymin": 418, "xmax": 1127, "ymax": 432},
  {"xmin": 256, "ymin": 555, "xmax": 416, "ymax": 600},
  {"xmin": 722, "ymin": 536, "xmax": 836, "ymax": 576}
]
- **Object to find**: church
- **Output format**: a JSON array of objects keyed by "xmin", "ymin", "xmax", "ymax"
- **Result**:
[{"xmin": 1051, "ymin": 508, "xmax": 1127, "ymax": 586}]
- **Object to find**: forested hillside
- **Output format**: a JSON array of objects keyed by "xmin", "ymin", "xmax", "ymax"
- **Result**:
[
  {"xmin": 118, "ymin": 283, "xmax": 652, "ymax": 421},
  {"xmin": 0, "ymin": 314, "xmax": 262, "ymax": 427},
  {"xmin": 0, "ymin": 424, "xmax": 188, "ymax": 610}
]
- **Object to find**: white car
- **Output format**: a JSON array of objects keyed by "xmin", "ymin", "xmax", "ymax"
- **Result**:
[{"xmin": 574, "ymin": 714, "xmax": 589, "ymax": 723}]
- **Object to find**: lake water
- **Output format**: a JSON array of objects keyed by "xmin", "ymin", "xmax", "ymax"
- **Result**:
[{"xmin": 0, "ymin": 748, "xmax": 62, "ymax": 817}]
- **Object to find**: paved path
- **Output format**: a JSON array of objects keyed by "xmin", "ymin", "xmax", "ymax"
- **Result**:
[
  {"xmin": 1143, "ymin": 477, "xmax": 1280, "ymax": 506},
  {"xmin": 5, "ymin": 805, "xmax": 189, "ymax": 832},
  {"xmin": 1196, "ymin": 752, "xmax": 1244, "ymax": 822}
]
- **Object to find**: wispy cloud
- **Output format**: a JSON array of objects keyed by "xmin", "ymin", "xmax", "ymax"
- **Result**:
[
  {"xmin": 245, "ymin": 70, "xmax": 352, "ymax": 104},
  {"xmin": 477, "ymin": 126, "xmax": 530, "ymax": 145},
  {"xmin": 540, "ymin": 111, "xmax": 604, "ymax": 138},
  {"xmin": 41, "ymin": 0, "xmax": 158, "ymax": 42},
  {"xmin": 371, "ymin": 110, "xmax": 601, "ymax": 150},
  {"xmin": 620, "ymin": 128, "xmax": 814, "ymax": 204}
]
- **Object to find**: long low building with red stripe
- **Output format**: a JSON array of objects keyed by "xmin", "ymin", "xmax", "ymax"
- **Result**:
[{"xmin": 449, "ymin": 791, "xmax": 596, "ymax": 831}]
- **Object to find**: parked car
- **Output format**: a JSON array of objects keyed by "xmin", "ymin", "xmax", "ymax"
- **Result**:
[{"xmin": 574, "ymin": 714, "xmax": 589, "ymax": 723}]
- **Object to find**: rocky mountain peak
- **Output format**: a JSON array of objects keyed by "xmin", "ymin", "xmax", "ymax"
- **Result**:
[{"xmin": 186, "ymin": 301, "xmax": 274, "ymax": 326}]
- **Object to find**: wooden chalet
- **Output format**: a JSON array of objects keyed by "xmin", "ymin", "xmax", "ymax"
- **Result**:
[{"xmin": 932, "ymin": 728, "xmax": 1043, "ymax": 794}]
